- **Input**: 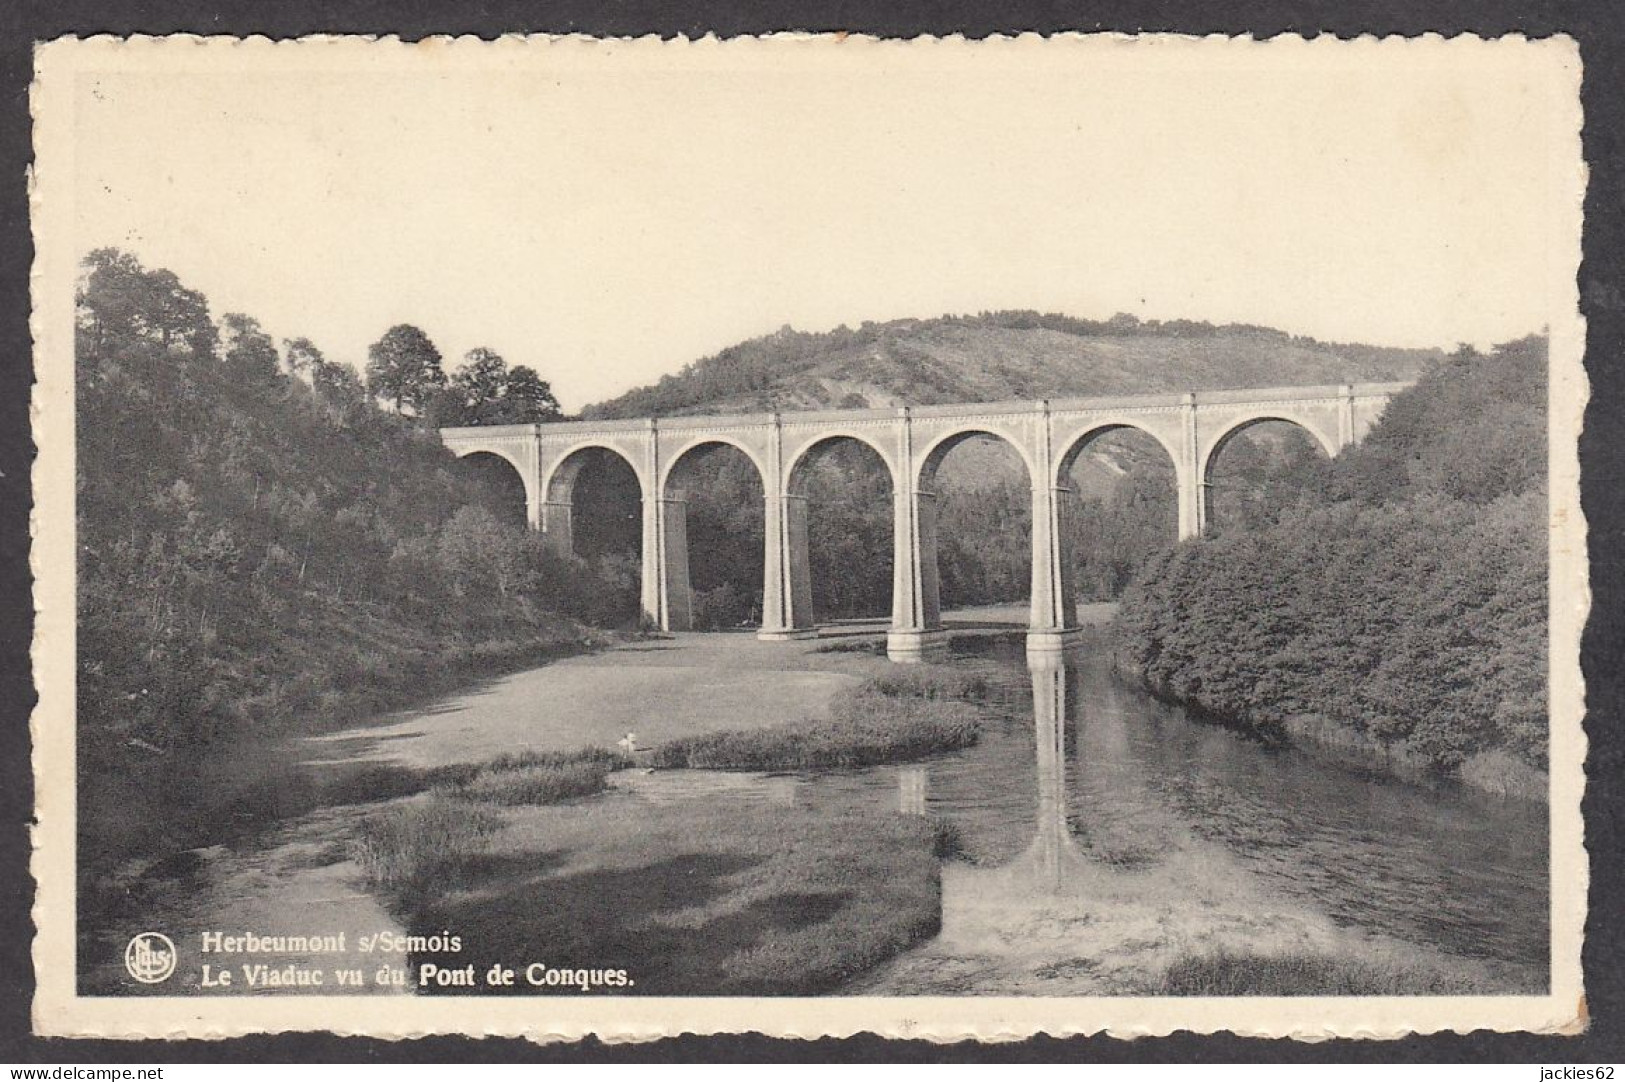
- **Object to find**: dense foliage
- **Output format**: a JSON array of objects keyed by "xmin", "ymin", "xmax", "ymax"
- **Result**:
[
  {"xmin": 434, "ymin": 347, "xmax": 563, "ymax": 426},
  {"xmin": 1115, "ymin": 337, "xmax": 1548, "ymax": 784},
  {"xmin": 668, "ymin": 441, "xmax": 901, "ymax": 627},
  {"xmin": 365, "ymin": 323, "xmax": 446, "ymax": 413},
  {"xmin": 76, "ymin": 250, "xmax": 635, "ymax": 769}
]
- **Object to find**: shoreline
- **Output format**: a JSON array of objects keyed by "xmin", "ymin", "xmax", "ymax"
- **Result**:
[
  {"xmin": 1112, "ymin": 660, "xmax": 1549, "ymax": 806},
  {"xmin": 79, "ymin": 610, "xmax": 1543, "ymax": 999},
  {"xmin": 82, "ymin": 633, "xmax": 959, "ymax": 997},
  {"xmin": 77, "ymin": 623, "xmax": 629, "ymax": 902}
]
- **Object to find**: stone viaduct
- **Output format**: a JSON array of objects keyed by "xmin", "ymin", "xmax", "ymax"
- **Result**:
[{"xmin": 441, "ymin": 382, "xmax": 1408, "ymax": 662}]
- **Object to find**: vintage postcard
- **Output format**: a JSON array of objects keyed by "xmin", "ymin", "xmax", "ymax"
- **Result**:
[{"xmin": 29, "ymin": 33, "xmax": 1588, "ymax": 1041}]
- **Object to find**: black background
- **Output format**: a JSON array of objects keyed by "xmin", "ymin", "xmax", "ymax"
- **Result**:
[{"xmin": 1, "ymin": 0, "xmax": 1620, "ymax": 1065}]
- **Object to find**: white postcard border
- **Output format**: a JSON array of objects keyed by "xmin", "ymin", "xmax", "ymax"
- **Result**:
[{"xmin": 28, "ymin": 32, "xmax": 1590, "ymax": 1042}]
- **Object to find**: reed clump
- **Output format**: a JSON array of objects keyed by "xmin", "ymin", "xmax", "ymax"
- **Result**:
[
  {"xmin": 352, "ymin": 746, "xmax": 632, "ymax": 886},
  {"xmin": 439, "ymin": 745, "xmax": 630, "ymax": 806},
  {"xmin": 651, "ymin": 666, "xmax": 988, "ymax": 771},
  {"xmin": 352, "ymin": 799, "xmax": 503, "ymax": 888}
]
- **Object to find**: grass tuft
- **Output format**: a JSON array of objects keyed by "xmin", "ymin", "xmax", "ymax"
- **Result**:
[
  {"xmin": 350, "ymin": 746, "xmax": 630, "ymax": 888},
  {"xmin": 387, "ymin": 801, "xmax": 944, "ymax": 996},
  {"xmin": 351, "ymin": 799, "xmax": 503, "ymax": 888},
  {"xmin": 864, "ymin": 666, "xmax": 990, "ymax": 702},
  {"xmin": 928, "ymin": 816, "xmax": 969, "ymax": 861},
  {"xmin": 477, "ymin": 745, "xmax": 633, "ymax": 774},
  {"xmin": 451, "ymin": 760, "xmax": 612, "ymax": 806},
  {"xmin": 439, "ymin": 745, "xmax": 629, "ymax": 806},
  {"xmin": 1158, "ymin": 947, "xmax": 1490, "ymax": 996},
  {"xmin": 651, "ymin": 698, "xmax": 981, "ymax": 771}
]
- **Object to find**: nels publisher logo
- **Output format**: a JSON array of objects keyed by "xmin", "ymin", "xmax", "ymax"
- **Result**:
[{"xmin": 124, "ymin": 932, "xmax": 177, "ymax": 984}]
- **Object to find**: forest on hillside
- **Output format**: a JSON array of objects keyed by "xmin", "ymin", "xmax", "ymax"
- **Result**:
[
  {"xmin": 76, "ymin": 251, "xmax": 640, "ymax": 783},
  {"xmin": 1114, "ymin": 336, "xmax": 1548, "ymax": 794}
]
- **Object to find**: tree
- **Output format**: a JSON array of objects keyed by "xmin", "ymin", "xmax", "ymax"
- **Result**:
[
  {"xmin": 146, "ymin": 269, "xmax": 218, "ymax": 357},
  {"xmin": 436, "ymin": 505, "xmax": 533, "ymax": 600},
  {"xmin": 502, "ymin": 365, "xmax": 563, "ymax": 423},
  {"xmin": 444, "ymin": 348, "xmax": 564, "ymax": 425},
  {"xmin": 366, "ymin": 324, "xmax": 445, "ymax": 414},
  {"xmin": 311, "ymin": 357, "xmax": 366, "ymax": 411},
  {"xmin": 282, "ymin": 337, "xmax": 326, "ymax": 379},
  {"xmin": 77, "ymin": 247, "xmax": 218, "ymax": 363},
  {"xmin": 451, "ymin": 347, "xmax": 508, "ymax": 418},
  {"xmin": 1331, "ymin": 336, "xmax": 1547, "ymax": 507},
  {"xmin": 220, "ymin": 313, "xmax": 280, "ymax": 385}
]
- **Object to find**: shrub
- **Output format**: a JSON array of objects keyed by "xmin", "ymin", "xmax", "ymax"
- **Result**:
[
  {"xmin": 691, "ymin": 582, "xmax": 754, "ymax": 630},
  {"xmin": 928, "ymin": 816, "xmax": 968, "ymax": 860},
  {"xmin": 1459, "ymin": 749, "xmax": 1549, "ymax": 802}
]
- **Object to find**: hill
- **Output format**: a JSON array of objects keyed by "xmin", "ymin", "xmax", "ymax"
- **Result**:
[
  {"xmin": 75, "ymin": 250, "xmax": 640, "ymax": 890},
  {"xmin": 583, "ymin": 310, "xmax": 1439, "ymax": 619},
  {"xmin": 583, "ymin": 312, "xmax": 1444, "ymax": 420}
]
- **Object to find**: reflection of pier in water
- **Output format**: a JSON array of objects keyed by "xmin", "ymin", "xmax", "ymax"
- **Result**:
[
  {"xmin": 1021, "ymin": 658, "xmax": 1091, "ymax": 890},
  {"xmin": 899, "ymin": 655, "xmax": 1094, "ymax": 895}
]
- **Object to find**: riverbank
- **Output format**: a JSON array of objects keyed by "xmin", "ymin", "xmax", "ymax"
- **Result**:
[
  {"xmin": 1115, "ymin": 660, "xmax": 1549, "ymax": 805},
  {"xmin": 82, "ymin": 609, "xmax": 1544, "ymax": 998},
  {"xmin": 303, "ymin": 631, "xmax": 885, "ymax": 768},
  {"xmin": 329, "ymin": 638, "xmax": 1023, "ymax": 994},
  {"xmin": 79, "ymin": 623, "xmax": 622, "ymax": 895},
  {"xmin": 363, "ymin": 788, "xmax": 947, "ymax": 995},
  {"xmin": 1109, "ymin": 467, "xmax": 1548, "ymax": 806},
  {"xmin": 80, "ymin": 624, "xmax": 951, "ymax": 995}
]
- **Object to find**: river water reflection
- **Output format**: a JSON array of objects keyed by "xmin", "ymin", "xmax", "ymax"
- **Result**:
[
  {"xmin": 97, "ymin": 630, "xmax": 1548, "ymax": 997},
  {"xmin": 634, "ymin": 635, "xmax": 1549, "ymax": 982}
]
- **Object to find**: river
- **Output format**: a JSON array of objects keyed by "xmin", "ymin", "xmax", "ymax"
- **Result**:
[
  {"xmin": 85, "ymin": 620, "xmax": 1548, "ymax": 996},
  {"xmin": 614, "ymin": 633, "xmax": 1547, "ymax": 993}
]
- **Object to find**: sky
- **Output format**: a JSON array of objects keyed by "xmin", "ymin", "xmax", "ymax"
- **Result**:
[{"xmin": 68, "ymin": 36, "xmax": 1575, "ymax": 412}]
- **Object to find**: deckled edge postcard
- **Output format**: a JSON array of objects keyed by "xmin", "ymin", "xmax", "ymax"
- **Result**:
[{"xmin": 28, "ymin": 32, "xmax": 1588, "ymax": 1042}]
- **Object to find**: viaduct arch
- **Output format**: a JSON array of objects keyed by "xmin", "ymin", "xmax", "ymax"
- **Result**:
[
  {"xmin": 658, "ymin": 438, "xmax": 770, "ymax": 632},
  {"xmin": 771, "ymin": 434, "xmax": 898, "ymax": 639},
  {"xmin": 443, "ymin": 382, "xmax": 1407, "ymax": 662}
]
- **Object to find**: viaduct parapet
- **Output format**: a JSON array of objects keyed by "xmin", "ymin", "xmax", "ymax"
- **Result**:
[{"xmin": 441, "ymin": 382, "xmax": 1409, "ymax": 662}]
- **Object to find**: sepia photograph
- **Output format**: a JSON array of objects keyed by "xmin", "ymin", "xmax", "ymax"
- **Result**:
[{"xmin": 27, "ymin": 32, "xmax": 1587, "ymax": 1041}]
